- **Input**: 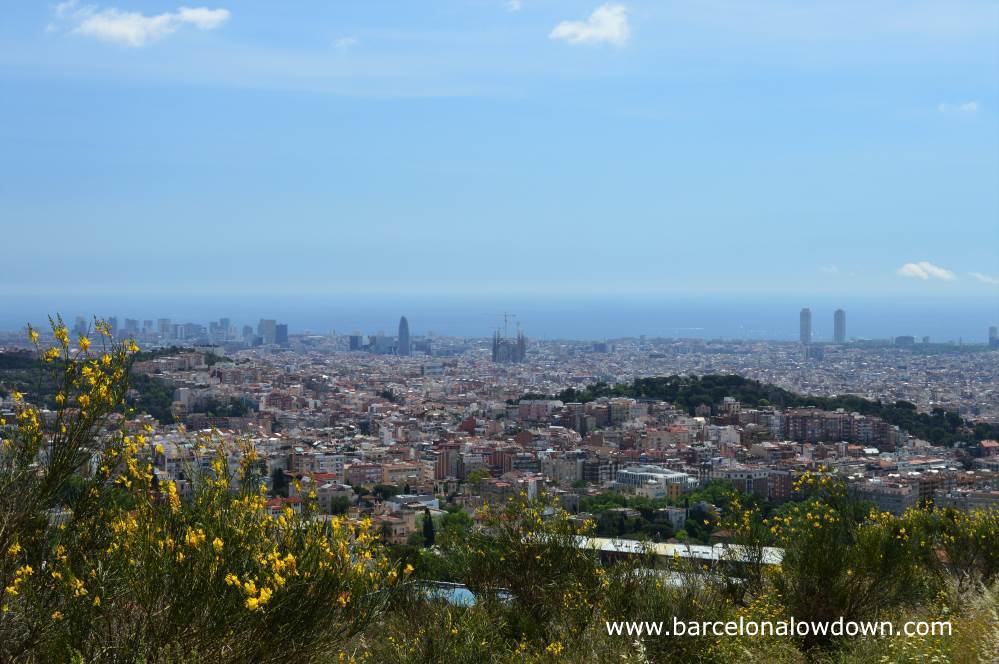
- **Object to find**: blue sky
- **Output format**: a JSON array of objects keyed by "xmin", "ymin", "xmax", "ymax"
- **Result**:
[{"xmin": 1, "ymin": 1, "xmax": 997, "ymax": 298}]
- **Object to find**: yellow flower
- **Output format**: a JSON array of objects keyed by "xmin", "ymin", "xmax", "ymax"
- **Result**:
[
  {"xmin": 245, "ymin": 597, "xmax": 260, "ymax": 611},
  {"xmin": 29, "ymin": 329, "xmax": 38, "ymax": 344},
  {"xmin": 212, "ymin": 537, "xmax": 224, "ymax": 553},
  {"xmin": 128, "ymin": 341, "xmax": 140, "ymax": 353},
  {"xmin": 7, "ymin": 543, "xmax": 21, "ymax": 557},
  {"xmin": 93, "ymin": 596, "xmax": 101, "ymax": 607},
  {"xmin": 101, "ymin": 354, "xmax": 111, "ymax": 367},
  {"xmin": 78, "ymin": 336, "xmax": 91, "ymax": 351},
  {"xmin": 403, "ymin": 564, "xmax": 414, "ymax": 575},
  {"xmin": 51, "ymin": 611, "xmax": 63, "ymax": 621},
  {"xmin": 155, "ymin": 444, "xmax": 165, "ymax": 455},
  {"xmin": 185, "ymin": 528, "xmax": 206, "ymax": 548},
  {"xmin": 77, "ymin": 395, "xmax": 90, "ymax": 409}
]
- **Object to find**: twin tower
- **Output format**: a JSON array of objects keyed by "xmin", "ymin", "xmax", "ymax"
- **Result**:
[{"xmin": 800, "ymin": 308, "xmax": 846, "ymax": 344}]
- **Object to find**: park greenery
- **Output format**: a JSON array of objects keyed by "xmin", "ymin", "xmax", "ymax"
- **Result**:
[
  {"xmin": 1, "ymin": 319, "xmax": 997, "ymax": 662},
  {"xmin": 1, "ymin": 344, "xmax": 249, "ymax": 426},
  {"xmin": 520, "ymin": 374, "xmax": 999, "ymax": 446}
]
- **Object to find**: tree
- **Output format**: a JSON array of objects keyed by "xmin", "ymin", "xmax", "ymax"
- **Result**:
[
  {"xmin": 372, "ymin": 484, "xmax": 399, "ymax": 501},
  {"xmin": 465, "ymin": 468, "xmax": 490, "ymax": 490},
  {"xmin": 329, "ymin": 495, "xmax": 350, "ymax": 515},
  {"xmin": 271, "ymin": 466, "xmax": 289, "ymax": 497},
  {"xmin": 422, "ymin": 507, "xmax": 436, "ymax": 548}
]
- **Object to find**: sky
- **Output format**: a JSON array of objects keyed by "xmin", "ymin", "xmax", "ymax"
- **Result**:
[{"xmin": 0, "ymin": 1, "xmax": 998, "ymax": 300}]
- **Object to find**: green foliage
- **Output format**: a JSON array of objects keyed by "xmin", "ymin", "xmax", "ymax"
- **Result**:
[
  {"xmin": 202, "ymin": 352, "xmax": 232, "ymax": 367},
  {"xmin": 372, "ymin": 484, "xmax": 400, "ymax": 501},
  {"xmin": 124, "ymin": 371, "xmax": 176, "ymax": 423},
  {"xmin": 523, "ymin": 374, "xmax": 996, "ymax": 445},
  {"xmin": 464, "ymin": 468, "xmax": 490, "ymax": 488},
  {"xmin": 1, "ymin": 321, "xmax": 404, "ymax": 662},
  {"xmin": 201, "ymin": 397, "xmax": 250, "ymax": 417},
  {"xmin": 423, "ymin": 508, "xmax": 436, "ymax": 548},
  {"xmin": 444, "ymin": 494, "xmax": 604, "ymax": 641},
  {"xmin": 329, "ymin": 495, "xmax": 350, "ymax": 515}
]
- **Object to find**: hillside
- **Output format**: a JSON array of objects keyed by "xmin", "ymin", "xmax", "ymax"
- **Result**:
[{"xmin": 521, "ymin": 374, "xmax": 998, "ymax": 446}]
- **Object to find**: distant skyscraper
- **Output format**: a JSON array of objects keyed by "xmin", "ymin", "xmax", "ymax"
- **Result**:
[
  {"xmin": 398, "ymin": 316, "xmax": 411, "ymax": 356},
  {"xmin": 834, "ymin": 309, "xmax": 846, "ymax": 344},
  {"xmin": 258, "ymin": 319, "xmax": 277, "ymax": 345},
  {"xmin": 275, "ymin": 323, "xmax": 288, "ymax": 346},
  {"xmin": 990, "ymin": 326, "xmax": 998, "ymax": 349},
  {"xmin": 799, "ymin": 308, "xmax": 812, "ymax": 345}
]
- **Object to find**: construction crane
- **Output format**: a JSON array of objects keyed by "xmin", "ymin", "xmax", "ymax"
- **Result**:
[{"xmin": 482, "ymin": 312, "xmax": 517, "ymax": 337}]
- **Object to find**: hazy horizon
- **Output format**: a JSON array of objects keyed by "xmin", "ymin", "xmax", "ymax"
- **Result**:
[{"xmin": 2, "ymin": 292, "xmax": 996, "ymax": 342}]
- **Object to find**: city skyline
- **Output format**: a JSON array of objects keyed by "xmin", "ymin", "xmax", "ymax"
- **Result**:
[{"xmin": 6, "ymin": 303, "xmax": 997, "ymax": 346}]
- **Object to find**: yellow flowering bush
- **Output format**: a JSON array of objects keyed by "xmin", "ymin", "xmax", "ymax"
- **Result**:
[{"xmin": 0, "ymin": 318, "xmax": 401, "ymax": 662}]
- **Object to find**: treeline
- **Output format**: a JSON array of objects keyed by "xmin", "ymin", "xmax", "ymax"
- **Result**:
[
  {"xmin": 522, "ymin": 374, "xmax": 998, "ymax": 446},
  {"xmin": 0, "ymin": 350, "xmax": 176, "ymax": 423}
]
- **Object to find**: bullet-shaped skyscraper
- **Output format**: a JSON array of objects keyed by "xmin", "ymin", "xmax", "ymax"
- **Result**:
[
  {"xmin": 799, "ymin": 308, "xmax": 812, "ymax": 344},
  {"xmin": 834, "ymin": 309, "xmax": 846, "ymax": 344},
  {"xmin": 398, "ymin": 316, "xmax": 411, "ymax": 356}
]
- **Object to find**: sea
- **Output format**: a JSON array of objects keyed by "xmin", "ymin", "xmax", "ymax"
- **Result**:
[{"xmin": 0, "ymin": 294, "xmax": 997, "ymax": 344}]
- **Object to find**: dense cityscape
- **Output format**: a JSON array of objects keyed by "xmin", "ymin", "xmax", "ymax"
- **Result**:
[{"xmin": 3, "ymin": 308, "xmax": 997, "ymax": 548}]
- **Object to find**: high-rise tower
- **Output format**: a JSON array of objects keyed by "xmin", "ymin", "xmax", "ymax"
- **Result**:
[
  {"xmin": 834, "ymin": 309, "xmax": 846, "ymax": 344},
  {"xmin": 799, "ymin": 308, "xmax": 812, "ymax": 345},
  {"xmin": 398, "ymin": 316, "xmax": 411, "ymax": 356}
]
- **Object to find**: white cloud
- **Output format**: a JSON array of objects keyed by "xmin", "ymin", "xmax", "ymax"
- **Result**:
[
  {"xmin": 970, "ymin": 272, "xmax": 999, "ymax": 286},
  {"xmin": 818, "ymin": 265, "xmax": 840, "ymax": 275},
  {"xmin": 896, "ymin": 261, "xmax": 956, "ymax": 281},
  {"xmin": 937, "ymin": 101, "xmax": 979, "ymax": 113},
  {"xmin": 53, "ymin": 3, "xmax": 230, "ymax": 47},
  {"xmin": 507, "ymin": 0, "xmax": 522, "ymax": 11},
  {"xmin": 550, "ymin": 3, "xmax": 630, "ymax": 46},
  {"xmin": 55, "ymin": 1, "xmax": 80, "ymax": 19},
  {"xmin": 176, "ymin": 7, "xmax": 231, "ymax": 30},
  {"xmin": 333, "ymin": 36, "xmax": 358, "ymax": 50}
]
